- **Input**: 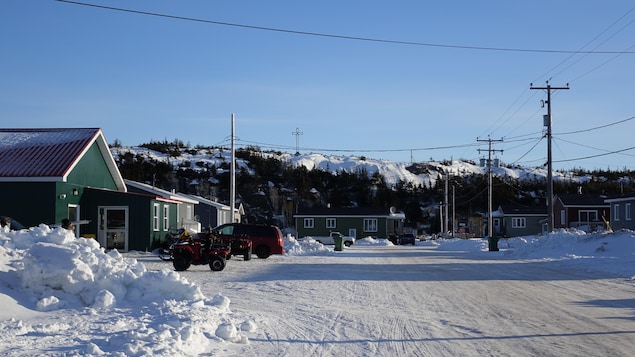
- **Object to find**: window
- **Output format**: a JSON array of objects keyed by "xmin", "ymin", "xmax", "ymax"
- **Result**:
[
  {"xmin": 511, "ymin": 217, "xmax": 526, "ymax": 228},
  {"xmin": 217, "ymin": 224, "xmax": 234, "ymax": 235},
  {"xmin": 304, "ymin": 218, "xmax": 314, "ymax": 229},
  {"xmin": 326, "ymin": 218, "xmax": 336, "ymax": 229},
  {"xmin": 626, "ymin": 203, "xmax": 632, "ymax": 221},
  {"xmin": 578, "ymin": 210, "xmax": 598, "ymax": 223},
  {"xmin": 560, "ymin": 210, "xmax": 566, "ymax": 225},
  {"xmin": 163, "ymin": 205, "xmax": 169, "ymax": 231},
  {"xmin": 153, "ymin": 203, "xmax": 160, "ymax": 231},
  {"xmin": 364, "ymin": 218, "xmax": 378, "ymax": 232},
  {"xmin": 614, "ymin": 204, "xmax": 620, "ymax": 221}
]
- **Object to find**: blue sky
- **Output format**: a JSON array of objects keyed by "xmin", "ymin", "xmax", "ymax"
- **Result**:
[{"xmin": 2, "ymin": 1, "xmax": 635, "ymax": 171}]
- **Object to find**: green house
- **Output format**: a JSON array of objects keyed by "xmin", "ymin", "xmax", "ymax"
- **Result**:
[
  {"xmin": 0, "ymin": 128, "xmax": 179, "ymax": 251},
  {"xmin": 294, "ymin": 206, "xmax": 406, "ymax": 239}
]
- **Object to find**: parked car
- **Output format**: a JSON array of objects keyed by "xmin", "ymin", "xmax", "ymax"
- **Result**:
[
  {"xmin": 310, "ymin": 232, "xmax": 355, "ymax": 247},
  {"xmin": 399, "ymin": 233, "xmax": 416, "ymax": 245},
  {"xmin": 212, "ymin": 223, "xmax": 285, "ymax": 259}
]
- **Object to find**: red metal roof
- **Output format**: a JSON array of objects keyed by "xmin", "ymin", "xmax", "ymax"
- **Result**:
[{"xmin": 0, "ymin": 128, "xmax": 101, "ymax": 179}]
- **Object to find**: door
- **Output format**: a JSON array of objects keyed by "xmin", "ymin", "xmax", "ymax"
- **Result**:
[
  {"xmin": 493, "ymin": 218, "xmax": 501, "ymax": 234},
  {"xmin": 98, "ymin": 206, "xmax": 129, "ymax": 251},
  {"xmin": 348, "ymin": 228, "xmax": 357, "ymax": 238},
  {"xmin": 67, "ymin": 204, "xmax": 80, "ymax": 237}
]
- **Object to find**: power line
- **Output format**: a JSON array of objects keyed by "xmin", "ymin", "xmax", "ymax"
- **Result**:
[
  {"xmin": 56, "ymin": 0, "xmax": 635, "ymax": 54},
  {"xmin": 508, "ymin": 137, "xmax": 545, "ymax": 166},
  {"xmin": 555, "ymin": 115, "xmax": 635, "ymax": 135},
  {"xmin": 552, "ymin": 144, "xmax": 635, "ymax": 163},
  {"xmin": 532, "ymin": 4, "xmax": 635, "ymax": 83},
  {"xmin": 490, "ymin": 5, "xmax": 635, "ymax": 150}
]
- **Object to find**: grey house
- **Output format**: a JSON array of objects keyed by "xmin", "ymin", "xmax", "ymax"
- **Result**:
[
  {"xmin": 494, "ymin": 205, "xmax": 547, "ymax": 237},
  {"xmin": 180, "ymin": 194, "xmax": 243, "ymax": 229},
  {"xmin": 605, "ymin": 193, "xmax": 635, "ymax": 230}
]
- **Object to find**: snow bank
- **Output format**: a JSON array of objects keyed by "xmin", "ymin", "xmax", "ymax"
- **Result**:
[
  {"xmin": 431, "ymin": 229, "xmax": 635, "ymax": 279},
  {"xmin": 355, "ymin": 236, "xmax": 394, "ymax": 246},
  {"xmin": 284, "ymin": 234, "xmax": 333, "ymax": 256},
  {"xmin": 0, "ymin": 225, "xmax": 254, "ymax": 355}
]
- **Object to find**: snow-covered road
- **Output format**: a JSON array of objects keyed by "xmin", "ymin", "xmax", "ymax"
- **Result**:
[{"xmin": 140, "ymin": 244, "xmax": 635, "ymax": 356}]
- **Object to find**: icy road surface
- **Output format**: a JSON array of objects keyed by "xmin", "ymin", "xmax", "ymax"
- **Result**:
[{"xmin": 141, "ymin": 244, "xmax": 635, "ymax": 356}]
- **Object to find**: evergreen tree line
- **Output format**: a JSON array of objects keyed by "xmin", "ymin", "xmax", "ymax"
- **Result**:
[{"xmin": 112, "ymin": 140, "xmax": 635, "ymax": 232}]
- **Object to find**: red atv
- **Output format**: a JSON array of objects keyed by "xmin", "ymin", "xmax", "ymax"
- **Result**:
[{"xmin": 172, "ymin": 231, "xmax": 231, "ymax": 271}]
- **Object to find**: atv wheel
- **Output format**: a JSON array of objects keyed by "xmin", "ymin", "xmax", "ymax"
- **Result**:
[
  {"xmin": 244, "ymin": 246, "xmax": 252, "ymax": 261},
  {"xmin": 255, "ymin": 245, "xmax": 271, "ymax": 259},
  {"xmin": 209, "ymin": 255, "xmax": 226, "ymax": 271},
  {"xmin": 158, "ymin": 249, "xmax": 173, "ymax": 261},
  {"xmin": 173, "ymin": 252, "xmax": 192, "ymax": 271}
]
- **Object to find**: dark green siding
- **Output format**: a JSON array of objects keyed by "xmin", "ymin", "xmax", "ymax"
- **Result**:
[
  {"xmin": 81, "ymin": 189, "xmax": 179, "ymax": 251},
  {"xmin": 66, "ymin": 143, "xmax": 118, "ymax": 190},
  {"xmin": 295, "ymin": 216, "xmax": 389, "ymax": 238},
  {"xmin": 0, "ymin": 182, "xmax": 57, "ymax": 227}
]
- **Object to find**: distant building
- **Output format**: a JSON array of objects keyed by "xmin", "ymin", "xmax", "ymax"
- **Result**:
[
  {"xmin": 554, "ymin": 193, "xmax": 609, "ymax": 232},
  {"xmin": 0, "ymin": 128, "xmax": 178, "ymax": 251},
  {"xmin": 294, "ymin": 206, "xmax": 405, "ymax": 239},
  {"xmin": 493, "ymin": 205, "xmax": 547, "ymax": 237},
  {"xmin": 179, "ymin": 194, "xmax": 243, "ymax": 229},
  {"xmin": 125, "ymin": 179, "xmax": 201, "ymax": 232},
  {"xmin": 605, "ymin": 193, "xmax": 635, "ymax": 231}
]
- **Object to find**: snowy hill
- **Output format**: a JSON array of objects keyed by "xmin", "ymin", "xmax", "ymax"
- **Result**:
[{"xmin": 111, "ymin": 146, "xmax": 594, "ymax": 187}]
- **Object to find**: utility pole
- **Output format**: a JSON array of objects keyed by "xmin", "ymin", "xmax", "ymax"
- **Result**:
[
  {"xmin": 230, "ymin": 114, "xmax": 236, "ymax": 223},
  {"xmin": 530, "ymin": 81, "xmax": 569, "ymax": 233},
  {"xmin": 452, "ymin": 184, "xmax": 456, "ymax": 237},
  {"xmin": 292, "ymin": 127, "xmax": 303, "ymax": 155},
  {"xmin": 478, "ymin": 136, "xmax": 503, "ymax": 251},
  {"xmin": 444, "ymin": 173, "xmax": 449, "ymax": 237},
  {"xmin": 439, "ymin": 202, "xmax": 444, "ymax": 236}
]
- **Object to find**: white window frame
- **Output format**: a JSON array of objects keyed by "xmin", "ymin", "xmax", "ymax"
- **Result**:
[
  {"xmin": 326, "ymin": 218, "xmax": 336, "ymax": 229},
  {"xmin": 364, "ymin": 218, "xmax": 378, "ymax": 232},
  {"xmin": 626, "ymin": 203, "xmax": 632, "ymax": 221},
  {"xmin": 163, "ymin": 205, "xmax": 170, "ymax": 231},
  {"xmin": 153, "ymin": 203, "xmax": 160, "ymax": 231},
  {"xmin": 614, "ymin": 204, "xmax": 620, "ymax": 221},
  {"xmin": 578, "ymin": 210, "xmax": 598, "ymax": 223},
  {"xmin": 511, "ymin": 217, "xmax": 526, "ymax": 228},
  {"xmin": 304, "ymin": 218, "xmax": 314, "ymax": 229}
]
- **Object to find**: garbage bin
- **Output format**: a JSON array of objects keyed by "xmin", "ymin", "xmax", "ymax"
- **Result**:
[
  {"xmin": 488, "ymin": 236, "xmax": 499, "ymax": 251},
  {"xmin": 333, "ymin": 234, "xmax": 344, "ymax": 251}
]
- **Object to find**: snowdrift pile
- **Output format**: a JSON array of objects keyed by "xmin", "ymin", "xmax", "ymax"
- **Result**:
[{"xmin": 0, "ymin": 225, "xmax": 254, "ymax": 356}]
